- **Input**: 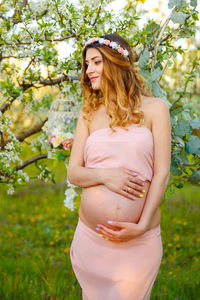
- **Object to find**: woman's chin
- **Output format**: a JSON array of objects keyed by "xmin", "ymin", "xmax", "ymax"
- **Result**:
[{"xmin": 91, "ymin": 81, "xmax": 101, "ymax": 90}]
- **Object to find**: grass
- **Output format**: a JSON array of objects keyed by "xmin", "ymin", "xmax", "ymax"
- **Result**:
[{"xmin": 0, "ymin": 181, "xmax": 199, "ymax": 300}]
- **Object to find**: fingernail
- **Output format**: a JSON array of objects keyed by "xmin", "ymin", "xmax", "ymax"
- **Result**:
[
  {"xmin": 96, "ymin": 227, "xmax": 100, "ymax": 231},
  {"xmin": 99, "ymin": 234, "xmax": 103, "ymax": 238},
  {"xmin": 132, "ymin": 172, "xmax": 137, "ymax": 176},
  {"xmin": 139, "ymin": 194, "xmax": 144, "ymax": 198},
  {"xmin": 142, "ymin": 190, "xmax": 146, "ymax": 193},
  {"xmin": 97, "ymin": 224, "xmax": 101, "ymax": 227},
  {"xmin": 133, "ymin": 196, "xmax": 137, "ymax": 200},
  {"xmin": 107, "ymin": 220, "xmax": 112, "ymax": 224},
  {"xmin": 142, "ymin": 183, "xmax": 145, "ymax": 186},
  {"xmin": 105, "ymin": 238, "xmax": 109, "ymax": 241}
]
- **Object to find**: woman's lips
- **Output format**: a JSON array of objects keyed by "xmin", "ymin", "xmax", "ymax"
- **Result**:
[{"xmin": 90, "ymin": 77, "xmax": 99, "ymax": 82}]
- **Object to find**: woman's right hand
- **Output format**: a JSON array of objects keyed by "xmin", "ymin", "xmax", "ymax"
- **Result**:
[{"xmin": 99, "ymin": 168, "xmax": 146, "ymax": 201}]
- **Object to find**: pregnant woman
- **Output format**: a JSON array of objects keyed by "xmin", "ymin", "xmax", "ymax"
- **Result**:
[{"xmin": 68, "ymin": 33, "xmax": 171, "ymax": 300}]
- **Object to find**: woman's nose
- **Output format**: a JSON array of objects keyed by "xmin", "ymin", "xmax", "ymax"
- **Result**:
[{"xmin": 86, "ymin": 63, "xmax": 94, "ymax": 74}]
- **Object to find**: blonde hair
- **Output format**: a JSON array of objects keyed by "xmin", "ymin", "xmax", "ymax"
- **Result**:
[{"xmin": 81, "ymin": 33, "xmax": 151, "ymax": 131}]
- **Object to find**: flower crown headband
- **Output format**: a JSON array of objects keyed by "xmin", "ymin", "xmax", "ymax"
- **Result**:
[{"xmin": 84, "ymin": 37, "xmax": 129, "ymax": 58}]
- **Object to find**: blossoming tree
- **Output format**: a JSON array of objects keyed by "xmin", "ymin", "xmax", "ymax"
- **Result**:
[{"xmin": 0, "ymin": 0, "xmax": 199, "ymax": 202}]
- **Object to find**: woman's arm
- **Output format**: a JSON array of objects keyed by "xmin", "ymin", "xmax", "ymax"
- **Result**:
[
  {"xmin": 138, "ymin": 99, "xmax": 171, "ymax": 229},
  {"xmin": 67, "ymin": 108, "xmax": 104, "ymax": 187}
]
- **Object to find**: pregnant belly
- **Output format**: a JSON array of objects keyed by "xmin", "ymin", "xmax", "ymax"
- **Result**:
[{"xmin": 79, "ymin": 182, "xmax": 150, "ymax": 231}]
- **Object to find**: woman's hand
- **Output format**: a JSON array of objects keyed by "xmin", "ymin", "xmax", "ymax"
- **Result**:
[
  {"xmin": 96, "ymin": 220, "xmax": 146, "ymax": 243},
  {"xmin": 99, "ymin": 168, "xmax": 146, "ymax": 201}
]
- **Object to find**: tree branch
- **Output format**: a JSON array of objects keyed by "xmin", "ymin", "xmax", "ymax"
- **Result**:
[
  {"xmin": 20, "ymin": 74, "xmax": 80, "ymax": 90},
  {"xmin": 92, "ymin": 5, "xmax": 102, "ymax": 27},
  {"xmin": 0, "ymin": 170, "xmax": 12, "ymax": 181},
  {"xmin": 1, "ymin": 119, "xmax": 48, "ymax": 148},
  {"xmin": 24, "ymin": 57, "xmax": 35, "ymax": 74},
  {"xmin": 0, "ymin": 55, "xmax": 19, "ymax": 60},
  {"xmin": 55, "ymin": 0, "xmax": 65, "ymax": 26},
  {"xmin": 39, "ymin": 74, "xmax": 80, "ymax": 85},
  {"xmin": 148, "ymin": 33, "xmax": 172, "ymax": 51},
  {"xmin": 0, "ymin": 98, "xmax": 16, "ymax": 113},
  {"xmin": 16, "ymin": 118, "xmax": 48, "ymax": 142},
  {"xmin": 171, "ymin": 58, "xmax": 199, "ymax": 109},
  {"xmin": 0, "ymin": 41, "xmax": 31, "ymax": 46},
  {"xmin": 0, "ymin": 34, "xmax": 76, "ymax": 46},
  {"xmin": 0, "ymin": 131, "xmax": 4, "ymax": 146},
  {"xmin": 16, "ymin": 153, "xmax": 48, "ymax": 171},
  {"xmin": 0, "ymin": 74, "xmax": 79, "ymax": 113},
  {"xmin": 151, "ymin": 10, "xmax": 174, "ymax": 72},
  {"xmin": 44, "ymin": 33, "xmax": 75, "ymax": 42},
  {"xmin": 0, "ymin": 15, "xmax": 6, "ymax": 20}
]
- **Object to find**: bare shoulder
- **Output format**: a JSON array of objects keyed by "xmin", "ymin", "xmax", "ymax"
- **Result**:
[
  {"xmin": 141, "ymin": 96, "xmax": 170, "ymax": 118},
  {"xmin": 142, "ymin": 96, "xmax": 168, "ymax": 109}
]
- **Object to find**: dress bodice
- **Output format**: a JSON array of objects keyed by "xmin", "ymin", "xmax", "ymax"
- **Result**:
[{"xmin": 84, "ymin": 124, "xmax": 154, "ymax": 182}]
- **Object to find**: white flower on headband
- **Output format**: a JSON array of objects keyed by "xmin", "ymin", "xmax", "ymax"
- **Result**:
[
  {"xmin": 110, "ymin": 41, "xmax": 118, "ymax": 50},
  {"xmin": 99, "ymin": 38, "xmax": 104, "ymax": 44},
  {"xmin": 84, "ymin": 37, "xmax": 129, "ymax": 58},
  {"xmin": 123, "ymin": 49, "xmax": 129, "ymax": 57}
]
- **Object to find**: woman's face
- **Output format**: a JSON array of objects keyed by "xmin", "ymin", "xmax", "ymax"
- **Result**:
[{"xmin": 85, "ymin": 48, "xmax": 103, "ymax": 90}]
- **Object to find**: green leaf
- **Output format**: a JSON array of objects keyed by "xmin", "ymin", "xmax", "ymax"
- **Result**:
[
  {"xmin": 175, "ymin": 182, "xmax": 184, "ymax": 189},
  {"xmin": 170, "ymin": 106, "xmax": 183, "ymax": 117},
  {"xmin": 190, "ymin": 0, "xmax": 197, "ymax": 7},
  {"xmin": 174, "ymin": 136, "xmax": 185, "ymax": 147},
  {"xmin": 139, "ymin": 69, "xmax": 150, "ymax": 78},
  {"xmin": 58, "ymin": 152, "xmax": 65, "ymax": 161},
  {"xmin": 146, "ymin": 21, "xmax": 160, "ymax": 34},
  {"xmin": 168, "ymin": 0, "xmax": 187, "ymax": 9},
  {"xmin": 170, "ymin": 159, "xmax": 182, "ymax": 176},
  {"xmin": 180, "ymin": 152, "xmax": 189, "ymax": 165},
  {"xmin": 151, "ymin": 81, "xmax": 167, "ymax": 100},
  {"xmin": 185, "ymin": 136, "xmax": 200, "ymax": 154},
  {"xmin": 171, "ymin": 11, "xmax": 189, "ymax": 25},
  {"xmin": 181, "ymin": 110, "xmax": 191, "ymax": 121},
  {"xmin": 139, "ymin": 48, "xmax": 150, "ymax": 69},
  {"xmin": 174, "ymin": 119, "xmax": 192, "ymax": 137},
  {"xmin": 190, "ymin": 119, "xmax": 200, "ymax": 129},
  {"xmin": 189, "ymin": 170, "xmax": 200, "ymax": 184},
  {"xmin": 168, "ymin": 0, "xmax": 176, "ymax": 8},
  {"xmin": 150, "ymin": 67, "xmax": 163, "ymax": 82}
]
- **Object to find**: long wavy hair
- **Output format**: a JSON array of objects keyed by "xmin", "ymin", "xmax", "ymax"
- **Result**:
[{"xmin": 81, "ymin": 33, "xmax": 151, "ymax": 130}]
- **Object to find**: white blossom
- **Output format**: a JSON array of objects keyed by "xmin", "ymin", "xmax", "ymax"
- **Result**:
[
  {"xmin": 7, "ymin": 185, "xmax": 15, "ymax": 195},
  {"xmin": 5, "ymin": 141, "xmax": 15, "ymax": 151},
  {"xmin": 64, "ymin": 187, "xmax": 77, "ymax": 211},
  {"xmin": 63, "ymin": 178, "xmax": 77, "ymax": 211}
]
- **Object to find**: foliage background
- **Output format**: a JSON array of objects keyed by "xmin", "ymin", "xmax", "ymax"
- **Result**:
[{"xmin": 0, "ymin": 0, "xmax": 200, "ymax": 299}]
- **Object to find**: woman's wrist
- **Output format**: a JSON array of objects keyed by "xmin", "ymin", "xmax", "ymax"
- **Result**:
[
  {"xmin": 137, "ymin": 219, "xmax": 149, "ymax": 233},
  {"xmin": 94, "ymin": 168, "xmax": 106, "ymax": 185}
]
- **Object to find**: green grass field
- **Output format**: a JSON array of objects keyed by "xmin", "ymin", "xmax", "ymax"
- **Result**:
[{"xmin": 0, "ymin": 181, "xmax": 199, "ymax": 300}]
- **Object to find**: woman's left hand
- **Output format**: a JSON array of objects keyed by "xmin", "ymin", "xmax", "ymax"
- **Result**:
[{"xmin": 96, "ymin": 220, "xmax": 146, "ymax": 243}]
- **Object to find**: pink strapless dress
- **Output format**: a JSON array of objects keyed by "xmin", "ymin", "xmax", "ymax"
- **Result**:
[{"xmin": 70, "ymin": 125, "xmax": 162, "ymax": 300}]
